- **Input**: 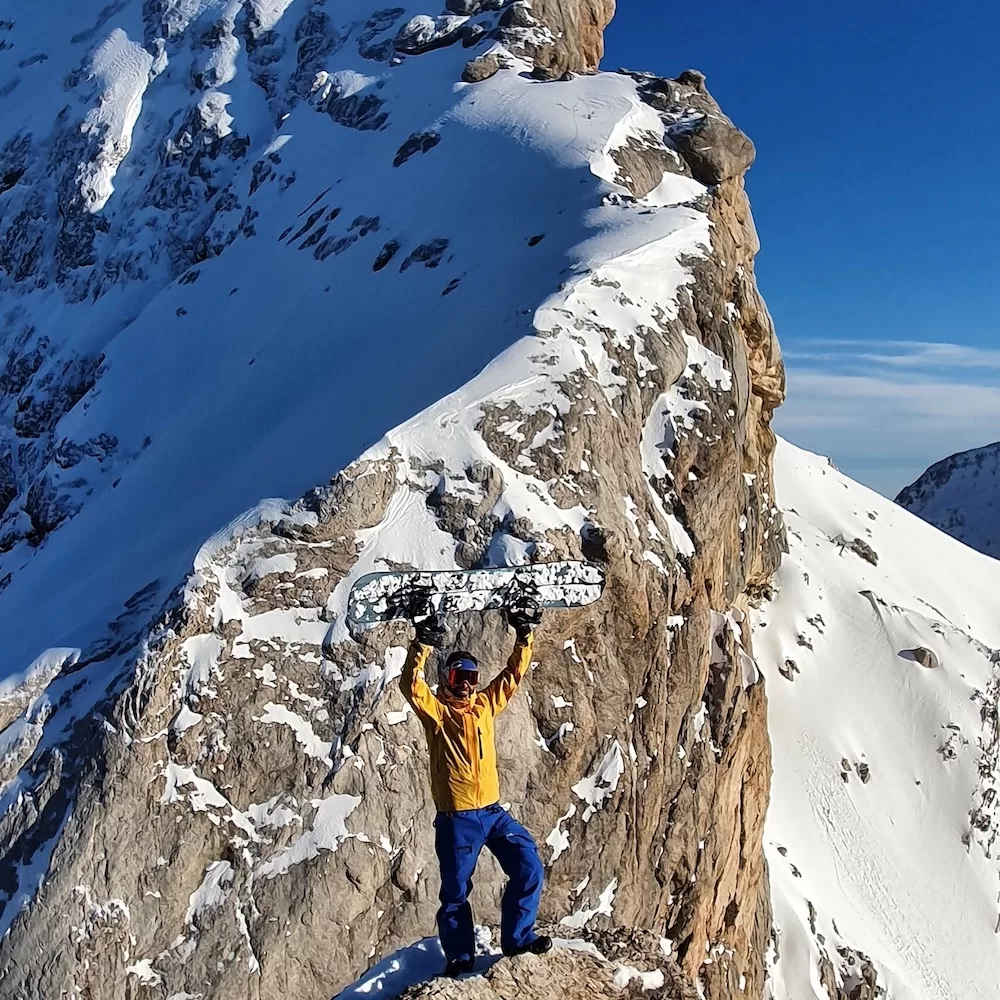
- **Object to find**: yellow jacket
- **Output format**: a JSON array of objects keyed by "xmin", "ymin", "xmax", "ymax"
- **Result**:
[{"xmin": 399, "ymin": 635, "xmax": 534, "ymax": 812}]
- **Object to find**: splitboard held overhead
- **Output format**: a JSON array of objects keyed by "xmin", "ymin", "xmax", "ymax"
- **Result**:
[{"xmin": 346, "ymin": 561, "xmax": 605, "ymax": 638}]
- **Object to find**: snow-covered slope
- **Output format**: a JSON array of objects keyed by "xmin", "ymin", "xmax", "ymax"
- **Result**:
[
  {"xmin": 0, "ymin": 0, "xmax": 703, "ymax": 686},
  {"xmin": 757, "ymin": 440, "xmax": 1000, "ymax": 1000},
  {"xmin": 895, "ymin": 442, "xmax": 1000, "ymax": 559}
]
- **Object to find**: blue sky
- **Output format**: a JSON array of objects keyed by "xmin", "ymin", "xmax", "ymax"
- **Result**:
[{"xmin": 605, "ymin": 1, "xmax": 1000, "ymax": 497}]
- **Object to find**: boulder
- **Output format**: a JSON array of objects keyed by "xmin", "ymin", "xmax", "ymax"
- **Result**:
[
  {"xmin": 463, "ymin": 52, "xmax": 503, "ymax": 83},
  {"xmin": 395, "ymin": 14, "xmax": 469, "ymax": 55},
  {"xmin": 631, "ymin": 71, "xmax": 756, "ymax": 186},
  {"xmin": 905, "ymin": 646, "xmax": 940, "ymax": 669}
]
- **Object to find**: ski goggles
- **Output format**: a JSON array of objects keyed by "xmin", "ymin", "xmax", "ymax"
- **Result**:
[{"xmin": 447, "ymin": 659, "xmax": 479, "ymax": 688}]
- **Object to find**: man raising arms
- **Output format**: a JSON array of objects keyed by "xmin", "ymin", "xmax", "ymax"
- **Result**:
[{"xmin": 399, "ymin": 600, "xmax": 551, "ymax": 977}]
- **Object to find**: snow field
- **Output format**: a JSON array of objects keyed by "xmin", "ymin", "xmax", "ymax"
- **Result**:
[{"xmin": 757, "ymin": 441, "xmax": 1000, "ymax": 1000}]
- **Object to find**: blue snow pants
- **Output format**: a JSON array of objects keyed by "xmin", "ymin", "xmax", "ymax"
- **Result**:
[{"xmin": 434, "ymin": 803, "xmax": 545, "ymax": 963}]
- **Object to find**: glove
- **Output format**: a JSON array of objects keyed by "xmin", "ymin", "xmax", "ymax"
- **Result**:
[
  {"xmin": 506, "ymin": 597, "xmax": 542, "ymax": 642},
  {"xmin": 413, "ymin": 609, "xmax": 447, "ymax": 648}
]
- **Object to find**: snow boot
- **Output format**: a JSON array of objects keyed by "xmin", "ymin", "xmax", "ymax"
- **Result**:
[
  {"xmin": 444, "ymin": 958, "xmax": 476, "ymax": 978},
  {"xmin": 503, "ymin": 935, "xmax": 553, "ymax": 958}
]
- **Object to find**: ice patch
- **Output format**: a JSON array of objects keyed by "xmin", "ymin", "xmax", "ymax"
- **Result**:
[
  {"xmin": 248, "ymin": 553, "xmax": 297, "ymax": 580},
  {"xmin": 259, "ymin": 794, "xmax": 362, "ymax": 877},
  {"xmin": 572, "ymin": 742, "xmax": 625, "ymax": 821},
  {"xmin": 253, "ymin": 662, "xmax": 277, "ymax": 687},
  {"xmin": 184, "ymin": 860, "xmax": 233, "ymax": 928},
  {"xmin": 159, "ymin": 763, "xmax": 227, "ymax": 812},
  {"xmin": 250, "ymin": 0, "xmax": 297, "ymax": 31},
  {"xmin": 257, "ymin": 703, "xmax": 332, "ymax": 763},
  {"xmin": 386, "ymin": 705, "xmax": 412, "ymax": 726},
  {"xmin": 682, "ymin": 334, "xmax": 732, "ymax": 390},
  {"xmin": 180, "ymin": 634, "xmax": 225, "ymax": 698},
  {"xmin": 560, "ymin": 878, "xmax": 618, "ymax": 929},
  {"xmin": 125, "ymin": 959, "xmax": 163, "ymax": 985},
  {"xmin": 546, "ymin": 804, "xmax": 576, "ymax": 863},
  {"xmin": 643, "ymin": 550, "xmax": 667, "ymax": 574},
  {"xmin": 613, "ymin": 966, "xmax": 665, "ymax": 991},
  {"xmin": 247, "ymin": 795, "xmax": 300, "ymax": 831},
  {"xmin": 171, "ymin": 705, "xmax": 203, "ymax": 734}
]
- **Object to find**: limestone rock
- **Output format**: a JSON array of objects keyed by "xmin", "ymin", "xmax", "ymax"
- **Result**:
[
  {"xmin": 832, "ymin": 534, "xmax": 879, "ymax": 566},
  {"xmin": 630, "ymin": 71, "xmax": 756, "ymax": 186},
  {"xmin": 499, "ymin": 0, "xmax": 616, "ymax": 78},
  {"xmin": 818, "ymin": 947, "xmax": 882, "ymax": 1000}
]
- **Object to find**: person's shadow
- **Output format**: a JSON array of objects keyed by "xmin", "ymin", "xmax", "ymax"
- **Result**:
[{"xmin": 332, "ymin": 937, "xmax": 503, "ymax": 999}]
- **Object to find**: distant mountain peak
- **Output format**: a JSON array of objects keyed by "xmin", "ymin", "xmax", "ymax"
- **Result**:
[{"xmin": 895, "ymin": 442, "xmax": 1000, "ymax": 558}]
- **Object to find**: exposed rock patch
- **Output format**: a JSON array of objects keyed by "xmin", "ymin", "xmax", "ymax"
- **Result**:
[
  {"xmin": 832, "ymin": 534, "xmax": 879, "ymax": 566},
  {"xmin": 899, "ymin": 645, "xmax": 940, "ymax": 669},
  {"xmin": 395, "ymin": 131, "xmax": 443, "ymax": 167},
  {"xmin": 401, "ymin": 238, "xmax": 450, "ymax": 270}
]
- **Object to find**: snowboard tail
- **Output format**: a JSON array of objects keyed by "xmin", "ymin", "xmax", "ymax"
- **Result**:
[{"xmin": 346, "ymin": 561, "xmax": 604, "ymax": 638}]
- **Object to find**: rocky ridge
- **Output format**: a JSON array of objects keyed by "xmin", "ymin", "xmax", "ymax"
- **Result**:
[{"xmin": 0, "ymin": 3, "xmax": 785, "ymax": 1000}]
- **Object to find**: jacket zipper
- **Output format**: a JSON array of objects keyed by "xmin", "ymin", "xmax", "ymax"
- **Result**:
[
  {"xmin": 477, "ymin": 727, "xmax": 483, "ymax": 760},
  {"xmin": 467, "ymin": 713, "xmax": 480, "ymax": 795}
]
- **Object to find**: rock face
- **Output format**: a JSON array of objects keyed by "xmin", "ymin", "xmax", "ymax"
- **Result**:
[
  {"xmin": 895, "ymin": 442, "xmax": 1000, "ymax": 558},
  {"xmin": 0, "ymin": 4, "xmax": 784, "ymax": 1000}
]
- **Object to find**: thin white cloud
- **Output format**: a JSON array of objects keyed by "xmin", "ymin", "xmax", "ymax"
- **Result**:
[
  {"xmin": 784, "ymin": 339, "xmax": 1000, "ymax": 371},
  {"xmin": 777, "ymin": 339, "xmax": 1000, "ymax": 497}
]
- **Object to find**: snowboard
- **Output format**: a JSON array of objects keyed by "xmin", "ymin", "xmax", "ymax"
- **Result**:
[{"xmin": 346, "ymin": 561, "xmax": 604, "ymax": 638}]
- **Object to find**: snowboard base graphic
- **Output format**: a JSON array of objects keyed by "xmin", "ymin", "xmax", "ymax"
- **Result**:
[{"xmin": 346, "ymin": 561, "xmax": 604, "ymax": 638}]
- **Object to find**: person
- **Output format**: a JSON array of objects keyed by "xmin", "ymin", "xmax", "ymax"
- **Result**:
[{"xmin": 399, "ymin": 598, "xmax": 552, "ymax": 978}]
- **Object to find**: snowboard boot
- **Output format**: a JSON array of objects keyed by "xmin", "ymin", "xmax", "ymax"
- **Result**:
[
  {"xmin": 503, "ymin": 935, "xmax": 553, "ymax": 958},
  {"xmin": 444, "ymin": 958, "xmax": 476, "ymax": 978}
]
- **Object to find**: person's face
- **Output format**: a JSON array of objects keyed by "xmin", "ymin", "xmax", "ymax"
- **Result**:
[{"xmin": 447, "ymin": 666, "xmax": 479, "ymax": 698}]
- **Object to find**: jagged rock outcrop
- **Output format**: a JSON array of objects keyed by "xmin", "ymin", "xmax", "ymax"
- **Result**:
[
  {"xmin": 0, "ymin": 4, "xmax": 784, "ymax": 1000},
  {"xmin": 502, "ymin": 0, "xmax": 615, "ymax": 78}
]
